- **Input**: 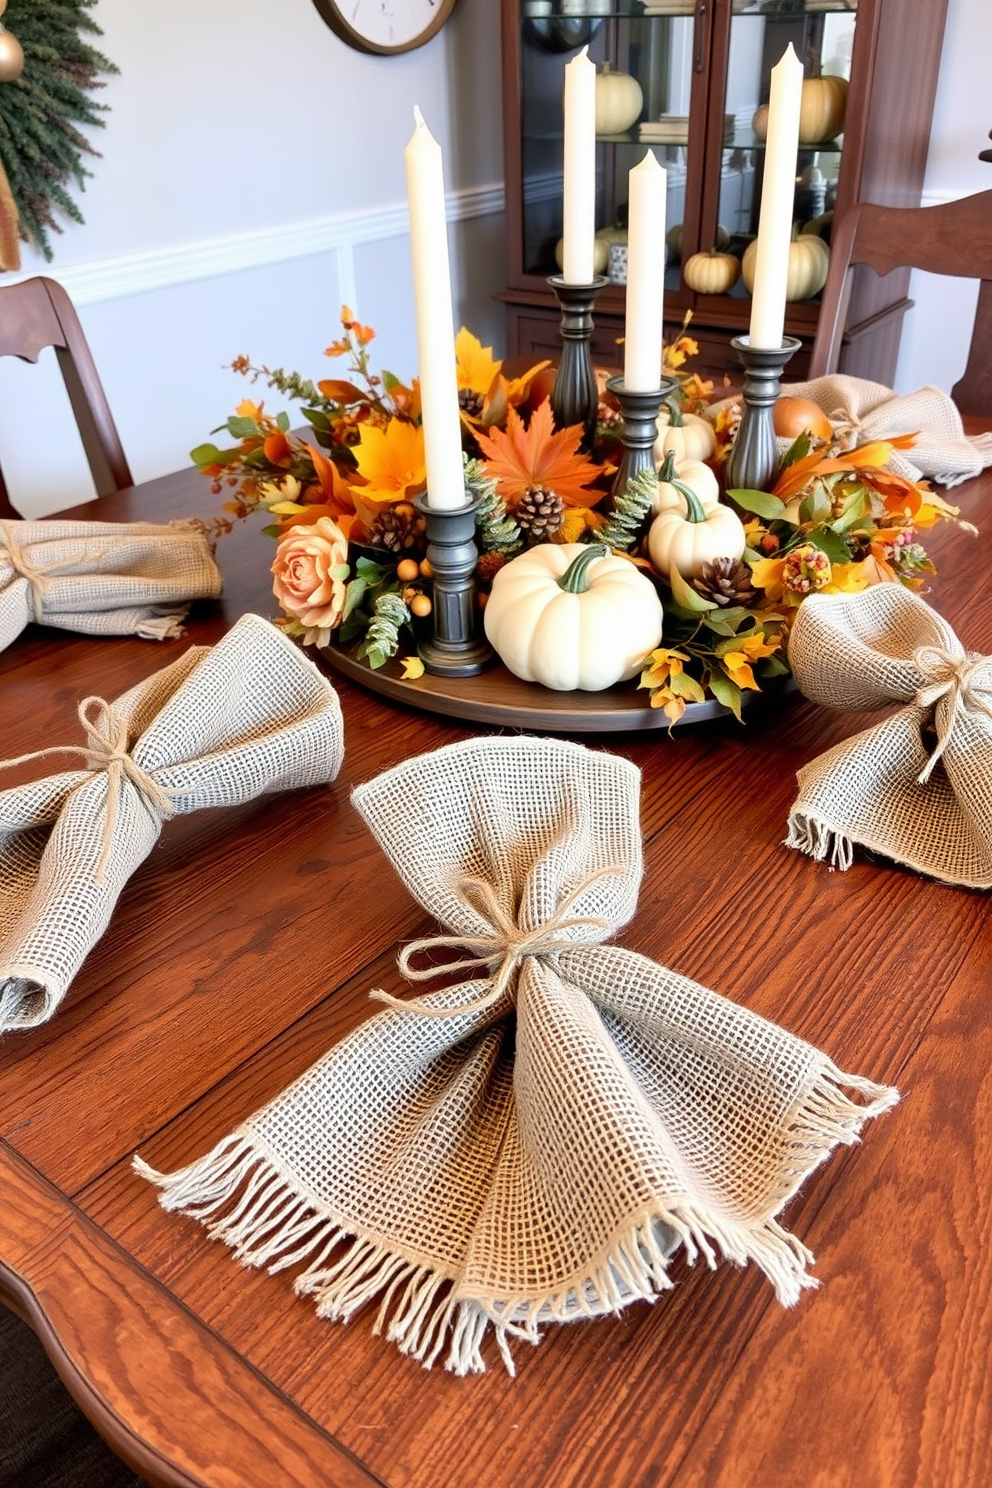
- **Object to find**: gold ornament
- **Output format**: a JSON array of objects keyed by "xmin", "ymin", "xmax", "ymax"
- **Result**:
[{"xmin": 0, "ymin": 0, "xmax": 23, "ymax": 84}]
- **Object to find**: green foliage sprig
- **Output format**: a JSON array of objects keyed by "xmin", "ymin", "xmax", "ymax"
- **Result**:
[{"xmin": 0, "ymin": 0, "xmax": 118, "ymax": 259}]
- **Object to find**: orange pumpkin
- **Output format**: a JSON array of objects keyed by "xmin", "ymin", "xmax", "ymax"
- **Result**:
[{"xmin": 773, "ymin": 396, "xmax": 833, "ymax": 443}]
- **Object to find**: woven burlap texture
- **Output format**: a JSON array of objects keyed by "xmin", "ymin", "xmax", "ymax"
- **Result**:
[
  {"xmin": 0, "ymin": 518, "xmax": 223, "ymax": 651},
  {"xmin": 781, "ymin": 375, "xmax": 992, "ymax": 487},
  {"xmin": 787, "ymin": 584, "xmax": 992, "ymax": 885},
  {"xmin": 0, "ymin": 613, "xmax": 344, "ymax": 1034},
  {"xmin": 137, "ymin": 735, "xmax": 897, "ymax": 1377}
]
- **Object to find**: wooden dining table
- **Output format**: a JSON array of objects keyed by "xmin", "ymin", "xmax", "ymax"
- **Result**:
[{"xmin": 1, "ymin": 432, "xmax": 991, "ymax": 1488}]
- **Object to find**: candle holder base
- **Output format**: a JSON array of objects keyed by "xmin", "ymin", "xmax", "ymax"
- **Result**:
[
  {"xmin": 548, "ymin": 274, "xmax": 609, "ymax": 450},
  {"xmin": 607, "ymin": 376, "xmax": 678, "ymax": 500},
  {"xmin": 724, "ymin": 336, "xmax": 802, "ymax": 494},
  {"xmin": 413, "ymin": 491, "xmax": 493, "ymax": 677}
]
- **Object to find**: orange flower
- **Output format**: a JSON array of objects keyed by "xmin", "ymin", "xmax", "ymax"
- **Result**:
[
  {"xmin": 263, "ymin": 430, "xmax": 292, "ymax": 466},
  {"xmin": 351, "ymin": 419, "xmax": 426, "ymax": 503}
]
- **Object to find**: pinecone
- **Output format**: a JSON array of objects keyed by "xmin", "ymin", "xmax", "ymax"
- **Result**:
[
  {"xmin": 691, "ymin": 557, "xmax": 758, "ymax": 607},
  {"xmin": 366, "ymin": 501, "xmax": 426, "ymax": 554},
  {"xmin": 516, "ymin": 485, "xmax": 564, "ymax": 541}
]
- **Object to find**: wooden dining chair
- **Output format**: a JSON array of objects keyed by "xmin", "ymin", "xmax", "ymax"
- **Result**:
[
  {"xmin": 809, "ymin": 188, "xmax": 992, "ymax": 417},
  {"xmin": 0, "ymin": 275, "xmax": 133, "ymax": 519}
]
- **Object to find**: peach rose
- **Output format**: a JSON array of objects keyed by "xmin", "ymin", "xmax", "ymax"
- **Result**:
[{"xmin": 271, "ymin": 517, "xmax": 349, "ymax": 638}]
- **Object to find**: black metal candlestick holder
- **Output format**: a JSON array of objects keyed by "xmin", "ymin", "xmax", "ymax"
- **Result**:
[
  {"xmin": 413, "ymin": 490, "xmax": 492, "ymax": 677},
  {"xmin": 607, "ymin": 375, "xmax": 678, "ymax": 501},
  {"xmin": 724, "ymin": 335, "xmax": 802, "ymax": 494},
  {"xmin": 548, "ymin": 273, "xmax": 609, "ymax": 450}
]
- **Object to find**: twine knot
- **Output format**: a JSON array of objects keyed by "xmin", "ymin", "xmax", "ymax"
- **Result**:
[
  {"xmin": 0, "ymin": 694, "xmax": 175, "ymax": 881},
  {"xmin": 370, "ymin": 867, "xmax": 621, "ymax": 1020},
  {"xmin": 913, "ymin": 643, "xmax": 992, "ymax": 784},
  {"xmin": 0, "ymin": 520, "xmax": 107, "ymax": 623}
]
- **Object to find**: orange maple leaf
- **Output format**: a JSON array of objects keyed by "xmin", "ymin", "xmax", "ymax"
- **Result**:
[{"xmin": 475, "ymin": 401, "xmax": 602, "ymax": 509}]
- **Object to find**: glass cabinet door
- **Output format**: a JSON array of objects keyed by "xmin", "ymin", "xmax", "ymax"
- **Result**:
[
  {"xmin": 709, "ymin": 2, "xmax": 858, "ymax": 303},
  {"xmin": 518, "ymin": 3, "xmax": 710, "ymax": 294}
]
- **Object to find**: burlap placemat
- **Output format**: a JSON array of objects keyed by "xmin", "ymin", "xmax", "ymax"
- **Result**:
[
  {"xmin": 138, "ymin": 736, "xmax": 897, "ymax": 1376},
  {"xmin": 786, "ymin": 584, "xmax": 992, "ymax": 884},
  {"xmin": 0, "ymin": 518, "xmax": 223, "ymax": 652},
  {"xmin": 782, "ymin": 375, "xmax": 992, "ymax": 487},
  {"xmin": 0, "ymin": 613, "xmax": 344, "ymax": 1034}
]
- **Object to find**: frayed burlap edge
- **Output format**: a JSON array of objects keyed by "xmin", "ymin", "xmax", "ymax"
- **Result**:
[{"xmin": 134, "ymin": 1060, "xmax": 896, "ymax": 1377}]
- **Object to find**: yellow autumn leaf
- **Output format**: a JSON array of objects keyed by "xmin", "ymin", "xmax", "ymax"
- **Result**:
[
  {"xmin": 400, "ymin": 655, "xmax": 425, "ymax": 680},
  {"xmin": 352, "ymin": 419, "xmax": 426, "ymax": 501},
  {"xmin": 455, "ymin": 327, "xmax": 502, "ymax": 398},
  {"xmin": 721, "ymin": 652, "xmax": 760, "ymax": 690}
]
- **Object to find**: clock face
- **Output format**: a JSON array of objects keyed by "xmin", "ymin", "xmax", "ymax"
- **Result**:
[{"xmin": 312, "ymin": 0, "xmax": 459, "ymax": 55}]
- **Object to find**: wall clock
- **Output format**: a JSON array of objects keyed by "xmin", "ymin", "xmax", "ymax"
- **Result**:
[{"xmin": 312, "ymin": 0, "xmax": 459, "ymax": 55}]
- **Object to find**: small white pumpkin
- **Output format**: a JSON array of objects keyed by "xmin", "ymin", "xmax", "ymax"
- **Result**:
[
  {"xmin": 651, "ymin": 450, "xmax": 720, "ymax": 516},
  {"xmin": 647, "ymin": 486, "xmax": 746, "ymax": 580},
  {"xmin": 484, "ymin": 542, "xmax": 663, "ymax": 692},
  {"xmin": 742, "ymin": 231, "xmax": 829, "ymax": 302},
  {"xmin": 682, "ymin": 248, "xmax": 741, "ymax": 295},
  {"xmin": 653, "ymin": 402, "xmax": 718, "ymax": 465},
  {"xmin": 594, "ymin": 64, "xmax": 643, "ymax": 136}
]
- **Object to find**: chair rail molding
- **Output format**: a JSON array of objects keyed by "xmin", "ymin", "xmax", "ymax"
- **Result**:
[{"xmin": 3, "ymin": 181, "xmax": 506, "ymax": 311}]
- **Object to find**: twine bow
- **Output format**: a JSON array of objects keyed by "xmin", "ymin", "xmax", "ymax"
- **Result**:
[
  {"xmin": 0, "ymin": 521, "xmax": 106, "ymax": 622},
  {"xmin": 370, "ymin": 867, "xmax": 622, "ymax": 1020},
  {"xmin": 913, "ymin": 643, "xmax": 992, "ymax": 784},
  {"xmin": 0, "ymin": 695, "xmax": 175, "ymax": 881}
]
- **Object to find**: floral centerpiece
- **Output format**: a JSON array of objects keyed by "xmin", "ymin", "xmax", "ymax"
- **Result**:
[{"xmin": 192, "ymin": 309, "xmax": 970, "ymax": 722}]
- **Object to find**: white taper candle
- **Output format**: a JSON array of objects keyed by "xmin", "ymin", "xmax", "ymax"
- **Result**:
[
  {"xmin": 404, "ymin": 106, "xmax": 465, "ymax": 510},
  {"xmin": 748, "ymin": 45, "xmax": 803, "ymax": 350}
]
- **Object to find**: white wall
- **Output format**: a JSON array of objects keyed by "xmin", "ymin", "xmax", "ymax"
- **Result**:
[
  {"xmin": 0, "ymin": 0, "xmax": 505, "ymax": 515},
  {"xmin": 893, "ymin": 0, "xmax": 991, "ymax": 393}
]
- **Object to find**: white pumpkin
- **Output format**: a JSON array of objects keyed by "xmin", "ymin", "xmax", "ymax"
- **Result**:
[
  {"xmin": 594, "ymin": 64, "xmax": 643, "ymax": 135},
  {"xmin": 653, "ymin": 404, "xmax": 717, "ymax": 465},
  {"xmin": 742, "ymin": 232, "xmax": 829, "ymax": 302},
  {"xmin": 647, "ymin": 489, "xmax": 746, "ymax": 580},
  {"xmin": 483, "ymin": 542, "xmax": 663, "ymax": 692},
  {"xmin": 651, "ymin": 451, "xmax": 720, "ymax": 516}
]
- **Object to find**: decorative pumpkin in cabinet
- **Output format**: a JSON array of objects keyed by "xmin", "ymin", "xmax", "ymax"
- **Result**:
[
  {"xmin": 594, "ymin": 64, "xmax": 643, "ymax": 136},
  {"xmin": 483, "ymin": 543, "xmax": 663, "ymax": 692},
  {"xmin": 682, "ymin": 248, "xmax": 741, "ymax": 295},
  {"xmin": 742, "ymin": 231, "xmax": 829, "ymax": 302},
  {"xmin": 751, "ymin": 104, "xmax": 769, "ymax": 141},
  {"xmin": 799, "ymin": 75, "xmax": 848, "ymax": 143},
  {"xmin": 555, "ymin": 235, "xmax": 610, "ymax": 276}
]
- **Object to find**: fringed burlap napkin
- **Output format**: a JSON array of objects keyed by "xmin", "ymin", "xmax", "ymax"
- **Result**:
[
  {"xmin": 0, "ymin": 518, "xmax": 223, "ymax": 652},
  {"xmin": 0, "ymin": 613, "xmax": 344, "ymax": 1034},
  {"xmin": 137, "ymin": 736, "xmax": 897, "ymax": 1376},
  {"xmin": 786, "ymin": 584, "xmax": 992, "ymax": 884},
  {"xmin": 782, "ymin": 375, "xmax": 992, "ymax": 487}
]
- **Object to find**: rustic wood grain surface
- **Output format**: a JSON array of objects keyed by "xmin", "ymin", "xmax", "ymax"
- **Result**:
[{"xmin": 1, "ymin": 439, "xmax": 990, "ymax": 1488}]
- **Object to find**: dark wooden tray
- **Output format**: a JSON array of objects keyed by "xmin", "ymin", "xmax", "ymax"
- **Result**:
[{"xmin": 320, "ymin": 636, "xmax": 797, "ymax": 733}]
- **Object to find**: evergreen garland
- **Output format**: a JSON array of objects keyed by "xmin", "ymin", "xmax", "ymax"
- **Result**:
[
  {"xmin": 464, "ymin": 455, "xmax": 523, "ymax": 555},
  {"xmin": 597, "ymin": 466, "xmax": 657, "ymax": 551},
  {"xmin": 0, "ymin": 0, "xmax": 118, "ymax": 260}
]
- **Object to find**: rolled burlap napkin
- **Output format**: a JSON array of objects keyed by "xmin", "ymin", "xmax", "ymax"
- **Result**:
[
  {"xmin": 0, "ymin": 613, "xmax": 344, "ymax": 1034},
  {"xmin": 781, "ymin": 375, "xmax": 992, "ymax": 487},
  {"xmin": 0, "ymin": 518, "xmax": 223, "ymax": 652},
  {"xmin": 137, "ymin": 736, "xmax": 897, "ymax": 1376},
  {"xmin": 786, "ymin": 585, "xmax": 992, "ymax": 885}
]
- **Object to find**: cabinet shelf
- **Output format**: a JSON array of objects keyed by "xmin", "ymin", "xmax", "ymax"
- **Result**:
[{"xmin": 501, "ymin": 0, "xmax": 948, "ymax": 383}]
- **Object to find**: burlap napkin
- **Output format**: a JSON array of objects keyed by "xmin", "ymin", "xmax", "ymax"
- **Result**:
[
  {"xmin": 786, "ymin": 584, "xmax": 992, "ymax": 884},
  {"xmin": 137, "ymin": 736, "xmax": 897, "ymax": 1376},
  {"xmin": 0, "ymin": 518, "xmax": 223, "ymax": 652},
  {"xmin": 0, "ymin": 613, "xmax": 344, "ymax": 1034},
  {"xmin": 782, "ymin": 375, "xmax": 992, "ymax": 487}
]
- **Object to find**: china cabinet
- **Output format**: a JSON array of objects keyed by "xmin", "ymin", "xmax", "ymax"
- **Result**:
[{"xmin": 498, "ymin": 0, "xmax": 949, "ymax": 381}]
